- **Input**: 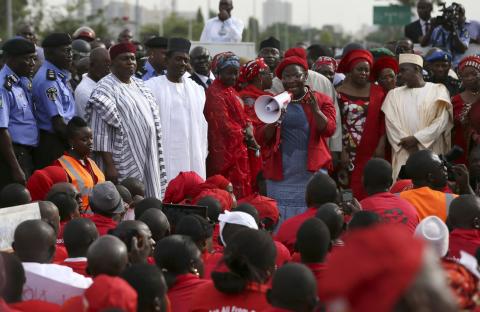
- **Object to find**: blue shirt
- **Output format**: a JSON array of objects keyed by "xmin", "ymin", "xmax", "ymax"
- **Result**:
[
  {"xmin": 140, "ymin": 61, "xmax": 165, "ymax": 81},
  {"xmin": 0, "ymin": 65, "xmax": 38, "ymax": 146},
  {"xmin": 430, "ymin": 25, "xmax": 470, "ymax": 66},
  {"xmin": 32, "ymin": 61, "xmax": 75, "ymax": 132}
]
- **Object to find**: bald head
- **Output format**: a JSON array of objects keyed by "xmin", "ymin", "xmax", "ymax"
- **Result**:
[
  {"xmin": 0, "ymin": 183, "xmax": 31, "ymax": 208},
  {"xmin": 121, "ymin": 177, "xmax": 145, "ymax": 198},
  {"xmin": 111, "ymin": 220, "xmax": 154, "ymax": 262},
  {"xmin": 190, "ymin": 46, "xmax": 209, "ymax": 59},
  {"xmin": 64, "ymin": 218, "xmax": 99, "ymax": 258},
  {"xmin": 46, "ymin": 188, "xmax": 80, "ymax": 222},
  {"xmin": 89, "ymin": 47, "xmax": 111, "ymax": 81},
  {"xmin": 87, "ymin": 235, "xmax": 128, "ymax": 277},
  {"xmin": 315, "ymin": 203, "xmax": 344, "ymax": 240},
  {"xmin": 39, "ymin": 201, "xmax": 60, "ymax": 235},
  {"xmin": 138, "ymin": 208, "xmax": 170, "ymax": 242},
  {"xmin": 305, "ymin": 173, "xmax": 338, "ymax": 208},
  {"xmin": 267, "ymin": 263, "xmax": 318, "ymax": 311},
  {"xmin": 447, "ymin": 195, "xmax": 480, "ymax": 230},
  {"xmin": 363, "ymin": 158, "xmax": 393, "ymax": 195},
  {"xmin": 13, "ymin": 220, "xmax": 56, "ymax": 263}
]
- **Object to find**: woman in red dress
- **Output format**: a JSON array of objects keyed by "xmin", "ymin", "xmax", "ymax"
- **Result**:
[
  {"xmin": 204, "ymin": 52, "xmax": 260, "ymax": 199},
  {"xmin": 336, "ymin": 49, "xmax": 387, "ymax": 200},
  {"xmin": 237, "ymin": 58, "xmax": 274, "ymax": 192},
  {"xmin": 452, "ymin": 56, "xmax": 480, "ymax": 164}
]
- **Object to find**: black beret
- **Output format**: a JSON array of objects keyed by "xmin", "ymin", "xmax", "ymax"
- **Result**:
[
  {"xmin": 144, "ymin": 36, "xmax": 168, "ymax": 48},
  {"xmin": 260, "ymin": 36, "xmax": 280, "ymax": 50},
  {"xmin": 42, "ymin": 33, "xmax": 72, "ymax": 48},
  {"xmin": 2, "ymin": 38, "xmax": 36, "ymax": 56},
  {"xmin": 167, "ymin": 37, "xmax": 191, "ymax": 54}
]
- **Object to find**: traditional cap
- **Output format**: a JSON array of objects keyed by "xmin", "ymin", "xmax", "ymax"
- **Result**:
[
  {"xmin": 259, "ymin": 36, "xmax": 281, "ymax": 51},
  {"xmin": 275, "ymin": 56, "xmax": 309, "ymax": 78},
  {"xmin": 399, "ymin": 53, "xmax": 423, "ymax": 68},
  {"xmin": 284, "ymin": 47, "xmax": 307, "ymax": 61},
  {"xmin": 337, "ymin": 49, "xmax": 373, "ymax": 74},
  {"xmin": 424, "ymin": 50, "xmax": 452, "ymax": 63},
  {"xmin": 318, "ymin": 224, "xmax": 424, "ymax": 312},
  {"xmin": 84, "ymin": 275, "xmax": 137, "ymax": 312},
  {"xmin": 109, "ymin": 42, "xmax": 136, "ymax": 60},
  {"xmin": 238, "ymin": 194, "xmax": 280, "ymax": 225},
  {"xmin": 219, "ymin": 211, "xmax": 258, "ymax": 245},
  {"xmin": 239, "ymin": 58, "xmax": 269, "ymax": 83},
  {"xmin": 371, "ymin": 56, "xmax": 399, "ymax": 82},
  {"xmin": 2, "ymin": 38, "xmax": 35, "ymax": 56},
  {"xmin": 167, "ymin": 37, "xmax": 191, "ymax": 53},
  {"xmin": 458, "ymin": 55, "xmax": 480, "ymax": 72},
  {"xmin": 163, "ymin": 171, "xmax": 204, "ymax": 204},
  {"xmin": 312, "ymin": 56, "xmax": 337, "ymax": 73},
  {"xmin": 144, "ymin": 36, "xmax": 168, "ymax": 49},
  {"xmin": 42, "ymin": 32, "xmax": 72, "ymax": 48},
  {"xmin": 414, "ymin": 216, "xmax": 449, "ymax": 258},
  {"xmin": 369, "ymin": 47, "xmax": 395, "ymax": 59},
  {"xmin": 89, "ymin": 181, "xmax": 125, "ymax": 214}
]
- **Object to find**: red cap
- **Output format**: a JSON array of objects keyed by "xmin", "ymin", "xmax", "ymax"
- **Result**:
[
  {"xmin": 27, "ymin": 166, "xmax": 68, "ymax": 201},
  {"xmin": 238, "ymin": 194, "xmax": 280, "ymax": 225},
  {"xmin": 458, "ymin": 55, "xmax": 480, "ymax": 72},
  {"xmin": 318, "ymin": 224, "xmax": 424, "ymax": 312},
  {"xmin": 109, "ymin": 42, "xmax": 136, "ymax": 60},
  {"xmin": 276, "ymin": 56, "xmax": 309, "ymax": 79},
  {"xmin": 163, "ymin": 171, "xmax": 205, "ymax": 203},
  {"xmin": 85, "ymin": 275, "xmax": 137, "ymax": 312},
  {"xmin": 206, "ymin": 175, "xmax": 231, "ymax": 190},
  {"xmin": 337, "ymin": 49, "xmax": 373, "ymax": 74},
  {"xmin": 284, "ymin": 47, "xmax": 307, "ymax": 60},
  {"xmin": 371, "ymin": 56, "xmax": 399, "ymax": 82}
]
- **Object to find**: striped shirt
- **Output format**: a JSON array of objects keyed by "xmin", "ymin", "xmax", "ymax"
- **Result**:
[{"xmin": 85, "ymin": 74, "xmax": 167, "ymax": 198}]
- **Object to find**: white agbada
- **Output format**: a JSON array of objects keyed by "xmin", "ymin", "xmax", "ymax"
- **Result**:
[
  {"xmin": 382, "ymin": 82, "xmax": 453, "ymax": 179},
  {"xmin": 146, "ymin": 75, "xmax": 208, "ymax": 182}
]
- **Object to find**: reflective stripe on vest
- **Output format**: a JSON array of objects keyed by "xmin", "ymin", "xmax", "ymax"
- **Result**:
[{"xmin": 58, "ymin": 155, "xmax": 105, "ymax": 212}]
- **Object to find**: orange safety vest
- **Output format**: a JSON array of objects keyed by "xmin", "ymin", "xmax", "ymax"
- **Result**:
[
  {"xmin": 399, "ymin": 187, "xmax": 457, "ymax": 221},
  {"xmin": 58, "ymin": 155, "xmax": 105, "ymax": 213}
]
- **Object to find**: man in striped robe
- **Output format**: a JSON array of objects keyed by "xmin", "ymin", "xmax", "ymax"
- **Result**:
[{"xmin": 85, "ymin": 42, "xmax": 167, "ymax": 199}]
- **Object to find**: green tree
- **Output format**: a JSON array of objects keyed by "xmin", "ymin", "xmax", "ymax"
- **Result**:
[
  {"xmin": 196, "ymin": 7, "xmax": 204, "ymax": 24},
  {"xmin": 0, "ymin": 0, "xmax": 28, "ymax": 39},
  {"xmin": 365, "ymin": 26, "xmax": 404, "ymax": 45},
  {"xmin": 140, "ymin": 12, "xmax": 204, "ymax": 41}
]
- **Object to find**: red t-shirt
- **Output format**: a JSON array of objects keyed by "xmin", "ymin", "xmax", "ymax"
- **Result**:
[
  {"xmin": 305, "ymin": 262, "xmax": 327, "ymax": 297},
  {"xmin": 60, "ymin": 259, "xmax": 88, "ymax": 276},
  {"xmin": 189, "ymin": 281, "xmax": 270, "ymax": 312},
  {"xmin": 448, "ymin": 228, "xmax": 480, "ymax": 259},
  {"xmin": 203, "ymin": 252, "xmax": 224, "ymax": 280},
  {"xmin": 275, "ymin": 208, "xmax": 317, "ymax": 253},
  {"xmin": 52, "ymin": 245, "xmax": 68, "ymax": 264},
  {"xmin": 10, "ymin": 300, "xmax": 61, "ymax": 312},
  {"xmin": 87, "ymin": 214, "xmax": 118, "ymax": 236},
  {"xmin": 168, "ymin": 274, "xmax": 210, "ymax": 312},
  {"xmin": 360, "ymin": 192, "xmax": 419, "ymax": 233}
]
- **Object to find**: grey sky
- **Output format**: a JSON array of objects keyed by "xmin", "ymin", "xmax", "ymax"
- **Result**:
[{"xmin": 51, "ymin": 0, "xmax": 480, "ymax": 34}]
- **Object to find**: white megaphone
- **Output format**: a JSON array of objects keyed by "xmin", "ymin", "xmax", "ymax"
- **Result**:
[{"xmin": 254, "ymin": 91, "xmax": 292, "ymax": 124}]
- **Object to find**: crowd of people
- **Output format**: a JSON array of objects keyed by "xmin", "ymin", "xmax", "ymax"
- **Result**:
[{"xmin": 2, "ymin": 0, "xmax": 480, "ymax": 311}]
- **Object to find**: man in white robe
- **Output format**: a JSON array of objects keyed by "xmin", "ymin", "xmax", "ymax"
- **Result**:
[
  {"xmin": 382, "ymin": 53, "xmax": 453, "ymax": 179},
  {"xmin": 146, "ymin": 38, "xmax": 208, "ymax": 182}
]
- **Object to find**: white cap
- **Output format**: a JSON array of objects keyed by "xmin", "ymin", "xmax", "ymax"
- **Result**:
[
  {"xmin": 218, "ymin": 211, "xmax": 258, "ymax": 246},
  {"xmin": 414, "ymin": 216, "xmax": 449, "ymax": 258},
  {"xmin": 399, "ymin": 53, "xmax": 423, "ymax": 68}
]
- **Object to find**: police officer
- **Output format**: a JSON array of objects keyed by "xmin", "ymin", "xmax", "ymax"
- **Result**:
[
  {"xmin": 136, "ymin": 36, "xmax": 168, "ymax": 80},
  {"xmin": 424, "ymin": 49, "xmax": 461, "ymax": 96},
  {"xmin": 0, "ymin": 38, "xmax": 38, "ymax": 189},
  {"xmin": 32, "ymin": 33, "xmax": 75, "ymax": 169}
]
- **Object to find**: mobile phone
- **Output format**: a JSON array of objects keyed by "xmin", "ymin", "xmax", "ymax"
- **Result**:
[{"xmin": 341, "ymin": 189, "xmax": 353, "ymax": 203}]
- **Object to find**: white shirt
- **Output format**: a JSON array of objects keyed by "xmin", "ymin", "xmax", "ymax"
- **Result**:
[
  {"xmin": 22, "ymin": 262, "xmax": 92, "ymax": 304},
  {"xmin": 74, "ymin": 73, "xmax": 97, "ymax": 119},
  {"xmin": 420, "ymin": 19, "xmax": 430, "ymax": 36},
  {"xmin": 200, "ymin": 17, "xmax": 244, "ymax": 43},
  {"xmin": 146, "ymin": 75, "xmax": 208, "ymax": 182},
  {"xmin": 194, "ymin": 72, "xmax": 215, "ymax": 85}
]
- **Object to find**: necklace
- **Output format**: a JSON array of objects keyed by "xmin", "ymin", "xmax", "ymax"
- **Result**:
[{"xmin": 291, "ymin": 87, "xmax": 308, "ymax": 103}]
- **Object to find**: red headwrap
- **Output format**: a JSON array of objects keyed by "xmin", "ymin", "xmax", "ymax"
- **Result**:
[
  {"xmin": 109, "ymin": 42, "xmax": 136, "ymax": 60},
  {"xmin": 239, "ymin": 58, "xmax": 269, "ymax": 83},
  {"xmin": 27, "ymin": 166, "xmax": 69, "ymax": 201},
  {"xmin": 458, "ymin": 55, "xmax": 480, "ymax": 73},
  {"xmin": 193, "ymin": 188, "xmax": 233, "ymax": 211},
  {"xmin": 205, "ymin": 175, "xmax": 231, "ymax": 190},
  {"xmin": 318, "ymin": 224, "xmax": 424, "ymax": 312},
  {"xmin": 238, "ymin": 194, "xmax": 279, "ymax": 225},
  {"xmin": 337, "ymin": 49, "xmax": 374, "ymax": 74},
  {"xmin": 312, "ymin": 56, "xmax": 338, "ymax": 72},
  {"xmin": 371, "ymin": 56, "xmax": 399, "ymax": 82},
  {"xmin": 284, "ymin": 47, "xmax": 308, "ymax": 61},
  {"xmin": 163, "ymin": 171, "xmax": 205, "ymax": 204},
  {"xmin": 275, "ymin": 56, "xmax": 309, "ymax": 79}
]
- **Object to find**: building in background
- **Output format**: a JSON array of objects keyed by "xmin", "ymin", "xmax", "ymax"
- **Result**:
[{"xmin": 262, "ymin": 0, "xmax": 292, "ymax": 29}]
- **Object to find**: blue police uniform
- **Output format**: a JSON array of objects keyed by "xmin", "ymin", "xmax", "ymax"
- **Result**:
[
  {"xmin": 32, "ymin": 60, "xmax": 75, "ymax": 169},
  {"xmin": 0, "ymin": 65, "xmax": 38, "ymax": 187},
  {"xmin": 140, "ymin": 61, "xmax": 165, "ymax": 81}
]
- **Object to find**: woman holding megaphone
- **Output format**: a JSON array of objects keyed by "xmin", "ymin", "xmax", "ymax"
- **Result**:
[{"xmin": 257, "ymin": 56, "xmax": 337, "ymax": 224}]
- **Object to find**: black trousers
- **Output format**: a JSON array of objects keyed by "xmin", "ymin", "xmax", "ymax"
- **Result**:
[
  {"xmin": 0, "ymin": 143, "xmax": 34, "ymax": 191},
  {"xmin": 33, "ymin": 130, "xmax": 68, "ymax": 170}
]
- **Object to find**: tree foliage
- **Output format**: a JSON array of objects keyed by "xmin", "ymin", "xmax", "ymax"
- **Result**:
[{"xmin": 0, "ymin": 0, "xmax": 31, "ymax": 39}]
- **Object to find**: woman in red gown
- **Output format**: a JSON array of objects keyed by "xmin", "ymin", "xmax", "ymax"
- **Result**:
[
  {"xmin": 336, "ymin": 50, "xmax": 387, "ymax": 200},
  {"xmin": 452, "ymin": 55, "xmax": 480, "ymax": 164},
  {"xmin": 204, "ymin": 52, "xmax": 259, "ymax": 199}
]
